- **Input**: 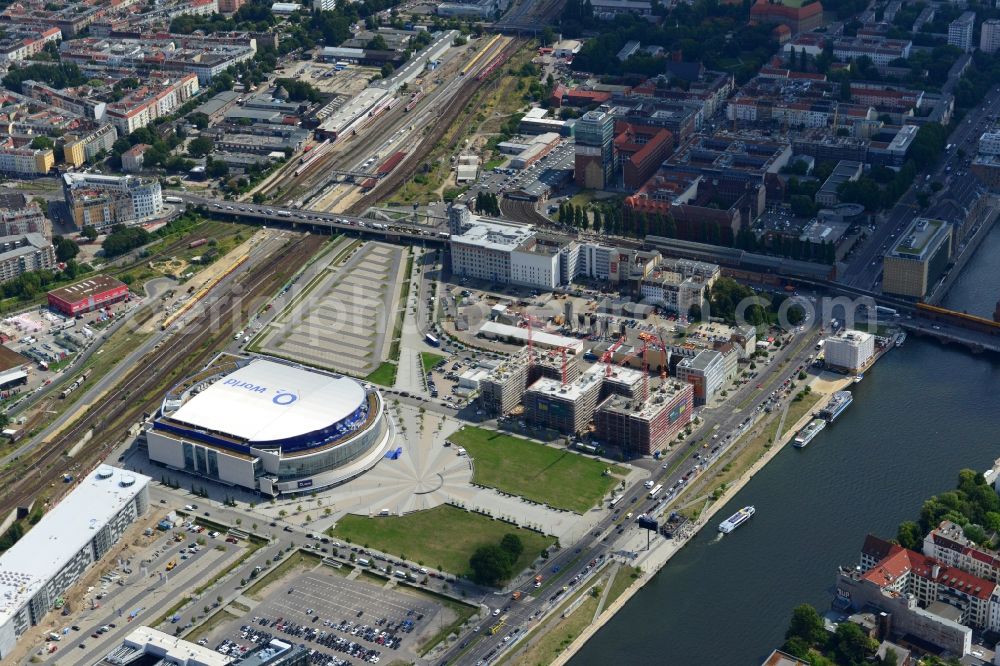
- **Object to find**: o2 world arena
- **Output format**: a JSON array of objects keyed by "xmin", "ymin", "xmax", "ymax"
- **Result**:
[{"xmin": 147, "ymin": 358, "xmax": 393, "ymax": 496}]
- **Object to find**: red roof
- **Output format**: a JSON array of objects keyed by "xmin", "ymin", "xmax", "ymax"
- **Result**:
[{"xmin": 750, "ymin": 0, "xmax": 824, "ymax": 19}]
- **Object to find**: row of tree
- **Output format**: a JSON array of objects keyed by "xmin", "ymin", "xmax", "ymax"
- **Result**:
[{"xmin": 475, "ymin": 192, "xmax": 501, "ymax": 216}]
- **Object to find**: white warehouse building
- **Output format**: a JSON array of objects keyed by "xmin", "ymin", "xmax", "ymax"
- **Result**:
[
  {"xmin": 0, "ymin": 466, "xmax": 150, "ymax": 659},
  {"xmin": 824, "ymin": 330, "xmax": 875, "ymax": 373},
  {"xmin": 147, "ymin": 358, "xmax": 393, "ymax": 496}
]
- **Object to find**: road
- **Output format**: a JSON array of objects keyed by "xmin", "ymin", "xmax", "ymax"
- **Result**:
[
  {"xmin": 443, "ymin": 309, "xmax": 824, "ymax": 666},
  {"xmin": 841, "ymin": 85, "xmax": 1000, "ymax": 290}
]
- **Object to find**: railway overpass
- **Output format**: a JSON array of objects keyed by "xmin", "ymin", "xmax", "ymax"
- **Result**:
[{"xmin": 173, "ymin": 193, "xmax": 449, "ymax": 245}]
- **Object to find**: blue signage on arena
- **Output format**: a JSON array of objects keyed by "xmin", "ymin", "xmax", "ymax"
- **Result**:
[{"xmin": 224, "ymin": 378, "xmax": 298, "ymax": 405}]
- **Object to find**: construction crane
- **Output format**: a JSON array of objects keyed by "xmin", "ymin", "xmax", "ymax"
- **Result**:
[
  {"xmin": 617, "ymin": 341, "xmax": 650, "ymax": 402},
  {"xmin": 601, "ymin": 336, "xmax": 627, "ymax": 377},
  {"xmin": 638, "ymin": 330, "xmax": 671, "ymax": 380}
]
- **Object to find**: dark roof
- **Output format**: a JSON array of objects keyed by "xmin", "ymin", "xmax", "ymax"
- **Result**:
[
  {"xmin": 0, "ymin": 192, "xmax": 28, "ymax": 210},
  {"xmin": 861, "ymin": 534, "xmax": 896, "ymax": 561},
  {"xmin": 0, "ymin": 345, "xmax": 29, "ymax": 372},
  {"xmin": 664, "ymin": 61, "xmax": 705, "ymax": 82}
]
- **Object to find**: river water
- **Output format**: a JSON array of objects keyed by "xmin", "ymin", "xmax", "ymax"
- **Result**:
[{"xmin": 571, "ymin": 227, "xmax": 1000, "ymax": 665}]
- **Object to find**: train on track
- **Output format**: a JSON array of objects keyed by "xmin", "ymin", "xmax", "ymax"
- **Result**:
[
  {"xmin": 460, "ymin": 35, "xmax": 502, "ymax": 76},
  {"xmin": 59, "ymin": 368, "xmax": 93, "ymax": 399}
]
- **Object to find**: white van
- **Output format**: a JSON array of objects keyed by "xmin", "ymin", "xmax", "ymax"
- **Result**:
[
  {"xmin": 456, "ymin": 447, "xmax": 466, "ymax": 456},
  {"xmin": 357, "ymin": 558, "xmax": 370, "ymax": 566}
]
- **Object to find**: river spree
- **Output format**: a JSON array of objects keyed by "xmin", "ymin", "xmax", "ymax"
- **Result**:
[{"xmin": 571, "ymin": 227, "xmax": 1000, "ymax": 665}]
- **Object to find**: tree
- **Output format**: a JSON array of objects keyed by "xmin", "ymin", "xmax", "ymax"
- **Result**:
[
  {"xmin": 187, "ymin": 136, "xmax": 214, "ymax": 158},
  {"xmin": 188, "ymin": 112, "xmax": 210, "ymax": 130},
  {"xmin": 784, "ymin": 604, "xmax": 826, "ymax": 647},
  {"xmin": 81, "ymin": 225, "xmax": 98, "ymax": 242},
  {"xmin": 367, "ymin": 34, "xmax": 388, "ymax": 50},
  {"xmin": 30, "ymin": 135, "xmax": 53, "ymax": 150},
  {"xmin": 541, "ymin": 26, "xmax": 555, "ymax": 47},
  {"xmin": 790, "ymin": 195, "xmax": 816, "ymax": 217},
  {"xmin": 53, "ymin": 236, "xmax": 80, "ymax": 262},
  {"xmin": 500, "ymin": 533, "xmax": 523, "ymax": 561},
  {"xmin": 895, "ymin": 520, "xmax": 922, "ymax": 550},
  {"xmin": 469, "ymin": 544, "xmax": 513, "ymax": 586},
  {"xmin": 834, "ymin": 621, "xmax": 875, "ymax": 665},
  {"xmin": 206, "ymin": 159, "xmax": 229, "ymax": 179}
]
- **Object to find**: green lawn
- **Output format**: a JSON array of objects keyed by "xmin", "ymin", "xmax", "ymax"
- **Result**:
[
  {"xmin": 366, "ymin": 362, "xmax": 397, "ymax": 386},
  {"xmin": 329, "ymin": 505, "xmax": 554, "ymax": 576},
  {"xmin": 420, "ymin": 352, "xmax": 446, "ymax": 373},
  {"xmin": 447, "ymin": 427, "xmax": 624, "ymax": 513}
]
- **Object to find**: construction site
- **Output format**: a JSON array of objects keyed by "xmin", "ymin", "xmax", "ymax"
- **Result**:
[{"xmin": 477, "ymin": 324, "xmax": 695, "ymax": 457}]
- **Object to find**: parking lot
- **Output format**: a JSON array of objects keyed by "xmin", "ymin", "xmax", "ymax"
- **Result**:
[{"xmin": 205, "ymin": 570, "xmax": 449, "ymax": 664}]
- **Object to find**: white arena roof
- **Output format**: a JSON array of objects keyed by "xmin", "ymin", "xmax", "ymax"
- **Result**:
[
  {"xmin": 0, "ymin": 466, "xmax": 150, "ymax": 626},
  {"xmin": 170, "ymin": 360, "xmax": 367, "ymax": 444}
]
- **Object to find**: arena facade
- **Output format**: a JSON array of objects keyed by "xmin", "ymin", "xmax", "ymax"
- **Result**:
[{"xmin": 147, "ymin": 358, "xmax": 392, "ymax": 496}]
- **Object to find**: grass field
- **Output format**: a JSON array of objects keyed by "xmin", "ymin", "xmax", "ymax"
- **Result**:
[
  {"xmin": 420, "ymin": 352, "xmax": 446, "ymax": 373},
  {"xmin": 366, "ymin": 362, "xmax": 397, "ymax": 386},
  {"xmin": 447, "ymin": 427, "xmax": 624, "ymax": 513},
  {"xmin": 329, "ymin": 505, "xmax": 554, "ymax": 576}
]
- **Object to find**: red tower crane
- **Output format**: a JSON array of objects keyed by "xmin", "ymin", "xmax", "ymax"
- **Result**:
[{"xmin": 601, "ymin": 336, "xmax": 626, "ymax": 377}]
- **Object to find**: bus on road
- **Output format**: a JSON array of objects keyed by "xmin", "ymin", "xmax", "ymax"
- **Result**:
[
  {"xmin": 648, "ymin": 484, "xmax": 663, "ymax": 499},
  {"xmin": 609, "ymin": 495, "xmax": 623, "ymax": 508}
]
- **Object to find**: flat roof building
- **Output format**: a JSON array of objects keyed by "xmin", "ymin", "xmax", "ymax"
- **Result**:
[
  {"xmin": 47, "ymin": 274, "xmax": 129, "ymax": 316},
  {"xmin": 882, "ymin": 218, "xmax": 953, "ymax": 298},
  {"xmin": 595, "ymin": 381, "xmax": 694, "ymax": 456},
  {"xmin": 477, "ymin": 321, "xmax": 584, "ymax": 355},
  {"xmin": 675, "ymin": 349, "xmax": 726, "ymax": 405},
  {"xmin": 0, "ymin": 466, "xmax": 150, "ymax": 658},
  {"xmin": 524, "ymin": 368, "xmax": 604, "ymax": 434},
  {"xmin": 824, "ymin": 330, "xmax": 875, "ymax": 373}
]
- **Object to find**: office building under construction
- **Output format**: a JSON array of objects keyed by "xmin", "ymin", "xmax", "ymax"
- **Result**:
[
  {"xmin": 595, "ymin": 381, "xmax": 694, "ymax": 456},
  {"xmin": 601, "ymin": 365, "xmax": 645, "ymax": 400},
  {"xmin": 523, "ymin": 366, "xmax": 604, "ymax": 434},
  {"xmin": 479, "ymin": 348, "xmax": 581, "ymax": 415}
]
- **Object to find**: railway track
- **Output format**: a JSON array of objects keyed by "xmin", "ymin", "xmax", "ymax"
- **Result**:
[
  {"xmin": 349, "ymin": 37, "xmax": 527, "ymax": 214},
  {"xmin": 0, "ymin": 233, "xmax": 325, "ymax": 516}
]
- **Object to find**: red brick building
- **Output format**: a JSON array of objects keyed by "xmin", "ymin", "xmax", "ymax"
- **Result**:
[
  {"xmin": 614, "ymin": 122, "xmax": 674, "ymax": 189},
  {"xmin": 749, "ymin": 0, "xmax": 824, "ymax": 34}
]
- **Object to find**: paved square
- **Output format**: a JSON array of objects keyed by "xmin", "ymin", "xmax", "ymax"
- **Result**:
[{"xmin": 259, "ymin": 242, "xmax": 406, "ymax": 375}]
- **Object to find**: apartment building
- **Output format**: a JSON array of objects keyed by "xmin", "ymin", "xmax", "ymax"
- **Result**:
[
  {"xmin": 981, "ymin": 19, "xmax": 1000, "ymax": 54},
  {"xmin": 948, "ymin": 11, "xmax": 976, "ymax": 53},
  {"xmin": 924, "ymin": 520, "xmax": 1000, "ymax": 583},
  {"xmin": 0, "ymin": 234, "xmax": 56, "ymax": 283},
  {"xmin": 104, "ymin": 74, "xmax": 200, "ymax": 134},
  {"xmin": 0, "ymin": 145, "xmax": 54, "ymax": 176},
  {"xmin": 62, "ymin": 124, "xmax": 118, "ymax": 168},
  {"xmin": 0, "ymin": 194, "xmax": 48, "ymax": 236},
  {"xmin": 0, "ymin": 26, "xmax": 61, "ymax": 63},
  {"xmin": 63, "ymin": 173, "xmax": 163, "ymax": 230}
]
